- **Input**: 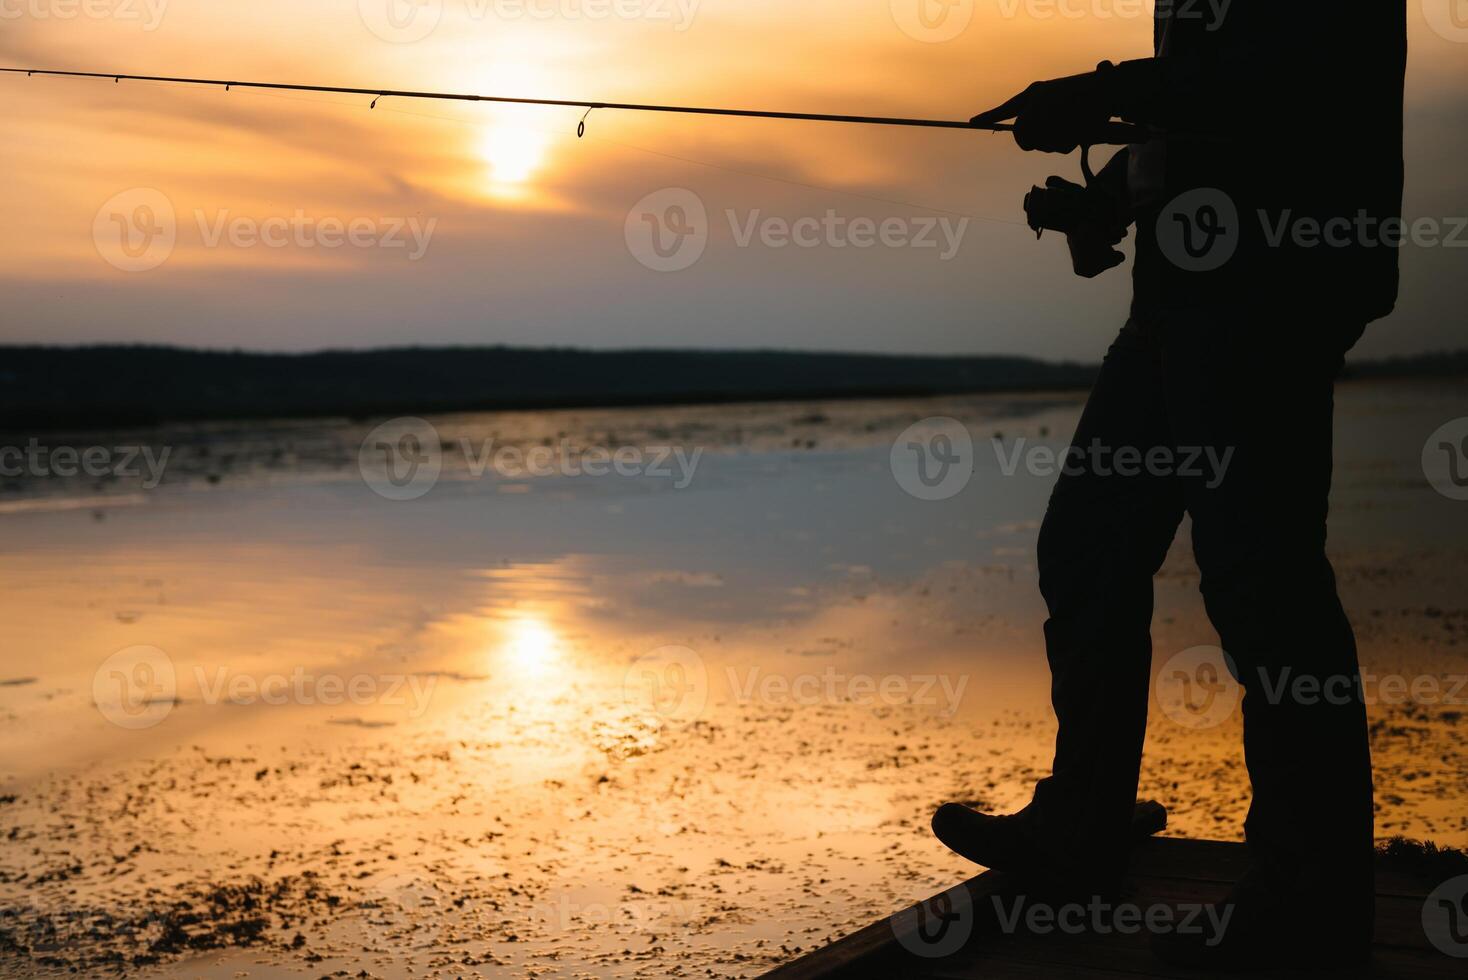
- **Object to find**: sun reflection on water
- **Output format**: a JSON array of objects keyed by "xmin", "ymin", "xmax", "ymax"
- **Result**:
[{"xmin": 501, "ymin": 616, "xmax": 562, "ymax": 675}]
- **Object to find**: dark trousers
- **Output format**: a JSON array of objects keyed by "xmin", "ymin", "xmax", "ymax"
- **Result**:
[{"xmin": 1028, "ymin": 307, "xmax": 1375, "ymax": 924}]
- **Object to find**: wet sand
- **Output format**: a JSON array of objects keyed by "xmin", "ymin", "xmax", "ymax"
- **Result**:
[{"xmin": 1, "ymin": 381, "xmax": 1465, "ymax": 977}]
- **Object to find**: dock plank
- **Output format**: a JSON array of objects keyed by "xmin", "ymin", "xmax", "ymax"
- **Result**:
[{"xmin": 762, "ymin": 837, "xmax": 1459, "ymax": 979}]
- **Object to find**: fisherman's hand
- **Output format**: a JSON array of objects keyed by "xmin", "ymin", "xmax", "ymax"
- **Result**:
[
  {"xmin": 971, "ymin": 65, "xmax": 1116, "ymax": 154},
  {"xmin": 1064, "ymin": 224, "xmax": 1128, "ymax": 278}
]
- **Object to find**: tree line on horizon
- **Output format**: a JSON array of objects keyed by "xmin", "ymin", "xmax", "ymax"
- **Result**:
[{"xmin": 1, "ymin": 345, "xmax": 1463, "ymax": 431}]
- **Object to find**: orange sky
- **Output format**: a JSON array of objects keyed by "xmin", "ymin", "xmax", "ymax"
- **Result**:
[{"xmin": 1, "ymin": 2, "xmax": 1464, "ymax": 359}]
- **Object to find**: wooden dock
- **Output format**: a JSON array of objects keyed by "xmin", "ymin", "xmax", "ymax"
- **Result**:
[{"xmin": 763, "ymin": 836, "xmax": 1459, "ymax": 979}]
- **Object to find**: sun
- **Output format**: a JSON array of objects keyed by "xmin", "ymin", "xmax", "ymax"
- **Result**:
[
  {"xmin": 478, "ymin": 120, "xmax": 551, "ymax": 191},
  {"xmin": 470, "ymin": 59, "xmax": 557, "ymax": 199}
]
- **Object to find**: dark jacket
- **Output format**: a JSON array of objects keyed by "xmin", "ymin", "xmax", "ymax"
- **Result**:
[{"xmin": 1112, "ymin": 2, "xmax": 1406, "ymax": 322}]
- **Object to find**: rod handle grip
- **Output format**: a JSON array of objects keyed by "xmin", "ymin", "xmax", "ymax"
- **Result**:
[{"xmin": 1092, "ymin": 120, "xmax": 1150, "ymax": 145}]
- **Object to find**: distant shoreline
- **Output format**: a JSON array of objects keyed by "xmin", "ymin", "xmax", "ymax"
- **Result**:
[{"xmin": 2, "ymin": 344, "xmax": 1464, "ymax": 433}]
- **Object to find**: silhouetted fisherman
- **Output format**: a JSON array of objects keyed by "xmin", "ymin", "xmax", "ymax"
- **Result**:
[{"xmin": 933, "ymin": 3, "xmax": 1406, "ymax": 969}]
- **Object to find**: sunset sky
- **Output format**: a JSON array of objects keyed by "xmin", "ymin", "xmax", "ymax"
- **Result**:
[{"xmin": 2, "ymin": 1, "xmax": 1465, "ymax": 360}]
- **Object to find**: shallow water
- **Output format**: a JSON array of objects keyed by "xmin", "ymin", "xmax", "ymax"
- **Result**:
[{"xmin": 1, "ymin": 381, "xmax": 1464, "ymax": 977}]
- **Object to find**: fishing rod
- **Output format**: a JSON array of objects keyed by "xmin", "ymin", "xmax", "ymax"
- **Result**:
[
  {"xmin": 0, "ymin": 66, "xmax": 1144, "ymax": 147},
  {"xmin": 5, "ymin": 65, "xmax": 1149, "ymax": 276}
]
